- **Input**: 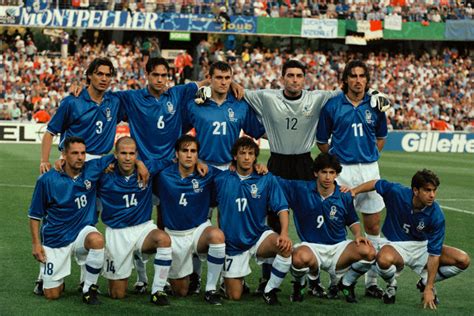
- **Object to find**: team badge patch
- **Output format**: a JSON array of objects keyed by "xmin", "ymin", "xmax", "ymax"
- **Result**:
[
  {"xmin": 302, "ymin": 106, "xmax": 311, "ymax": 117},
  {"xmin": 192, "ymin": 179, "xmax": 202, "ymax": 193},
  {"xmin": 228, "ymin": 108, "xmax": 237, "ymax": 122},
  {"xmin": 84, "ymin": 180, "xmax": 92, "ymax": 190},
  {"xmin": 138, "ymin": 181, "xmax": 145, "ymax": 190},
  {"xmin": 365, "ymin": 110, "xmax": 373, "ymax": 124},
  {"xmin": 250, "ymin": 184, "xmax": 260, "ymax": 198},
  {"xmin": 106, "ymin": 108, "xmax": 112, "ymax": 121},
  {"xmin": 329, "ymin": 205, "xmax": 337, "ymax": 219},
  {"xmin": 167, "ymin": 102, "xmax": 176, "ymax": 114},
  {"xmin": 416, "ymin": 220, "xmax": 425, "ymax": 231}
]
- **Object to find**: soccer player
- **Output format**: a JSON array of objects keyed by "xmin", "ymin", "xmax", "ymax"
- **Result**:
[
  {"xmin": 184, "ymin": 61, "xmax": 264, "ymax": 170},
  {"xmin": 153, "ymin": 135, "xmax": 226, "ymax": 305},
  {"xmin": 215, "ymin": 137, "xmax": 292, "ymax": 305},
  {"xmin": 348, "ymin": 170, "xmax": 470, "ymax": 309},
  {"xmin": 98, "ymin": 137, "xmax": 173, "ymax": 306},
  {"xmin": 40, "ymin": 57, "xmax": 120, "ymax": 173},
  {"xmin": 29, "ymin": 136, "xmax": 115, "ymax": 304},
  {"xmin": 316, "ymin": 60, "xmax": 388, "ymax": 298},
  {"xmin": 277, "ymin": 153, "xmax": 376, "ymax": 303}
]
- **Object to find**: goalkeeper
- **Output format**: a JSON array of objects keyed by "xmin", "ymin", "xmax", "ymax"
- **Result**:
[{"xmin": 316, "ymin": 59, "xmax": 390, "ymax": 298}]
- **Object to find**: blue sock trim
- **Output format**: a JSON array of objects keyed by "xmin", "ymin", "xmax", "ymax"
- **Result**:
[
  {"xmin": 271, "ymin": 267, "xmax": 286, "ymax": 279},
  {"xmin": 154, "ymin": 259, "xmax": 172, "ymax": 266},
  {"xmin": 85, "ymin": 264, "xmax": 101, "ymax": 274},
  {"xmin": 207, "ymin": 254, "xmax": 225, "ymax": 265}
]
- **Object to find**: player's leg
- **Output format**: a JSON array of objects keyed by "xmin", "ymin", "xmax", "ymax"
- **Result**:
[
  {"xmin": 290, "ymin": 245, "xmax": 318, "ymax": 302},
  {"xmin": 169, "ymin": 277, "xmax": 190, "ymax": 297},
  {"xmin": 375, "ymin": 244, "xmax": 404, "ymax": 304},
  {"xmin": 167, "ymin": 230, "xmax": 194, "ymax": 297},
  {"xmin": 196, "ymin": 225, "xmax": 225, "ymax": 305},
  {"xmin": 82, "ymin": 229, "xmax": 105, "ymax": 304},
  {"xmin": 256, "ymin": 231, "xmax": 292, "ymax": 305},
  {"xmin": 337, "ymin": 240, "xmax": 377, "ymax": 303},
  {"xmin": 108, "ymin": 279, "xmax": 128, "ymax": 299},
  {"xmin": 41, "ymin": 245, "xmax": 69, "ymax": 300},
  {"xmin": 222, "ymin": 251, "xmax": 252, "ymax": 301},
  {"xmin": 224, "ymin": 278, "xmax": 245, "ymax": 300},
  {"xmin": 142, "ymin": 228, "xmax": 172, "ymax": 306}
]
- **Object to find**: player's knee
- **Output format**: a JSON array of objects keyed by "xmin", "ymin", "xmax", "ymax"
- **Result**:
[
  {"xmin": 86, "ymin": 232, "xmax": 104, "ymax": 249},
  {"xmin": 155, "ymin": 230, "xmax": 171, "ymax": 248},
  {"xmin": 44, "ymin": 288, "xmax": 61, "ymax": 300},
  {"xmin": 362, "ymin": 244, "xmax": 377, "ymax": 261},
  {"xmin": 109, "ymin": 288, "xmax": 127, "ymax": 299},
  {"xmin": 364, "ymin": 224, "xmax": 380, "ymax": 236},
  {"xmin": 173, "ymin": 287, "xmax": 188, "ymax": 297},
  {"xmin": 376, "ymin": 252, "xmax": 393, "ymax": 269},
  {"xmin": 207, "ymin": 228, "xmax": 225, "ymax": 244},
  {"xmin": 226, "ymin": 289, "xmax": 242, "ymax": 300},
  {"xmin": 292, "ymin": 248, "xmax": 310, "ymax": 268},
  {"xmin": 457, "ymin": 252, "xmax": 470, "ymax": 270}
]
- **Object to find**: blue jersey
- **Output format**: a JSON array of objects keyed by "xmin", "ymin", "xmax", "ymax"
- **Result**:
[
  {"xmin": 375, "ymin": 180, "xmax": 445, "ymax": 256},
  {"xmin": 184, "ymin": 95, "xmax": 265, "ymax": 165},
  {"xmin": 279, "ymin": 179, "xmax": 359, "ymax": 244},
  {"xmin": 28, "ymin": 155, "xmax": 115, "ymax": 248},
  {"xmin": 98, "ymin": 159, "xmax": 172, "ymax": 229},
  {"xmin": 115, "ymin": 83, "xmax": 198, "ymax": 161},
  {"xmin": 47, "ymin": 89, "xmax": 121, "ymax": 155},
  {"xmin": 154, "ymin": 164, "xmax": 219, "ymax": 231},
  {"xmin": 316, "ymin": 93, "xmax": 387, "ymax": 164},
  {"xmin": 214, "ymin": 171, "xmax": 288, "ymax": 255}
]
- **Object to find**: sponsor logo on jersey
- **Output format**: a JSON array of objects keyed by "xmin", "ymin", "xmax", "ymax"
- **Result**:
[
  {"xmin": 416, "ymin": 220, "xmax": 425, "ymax": 231},
  {"xmin": 329, "ymin": 205, "xmax": 337, "ymax": 219},
  {"xmin": 84, "ymin": 180, "xmax": 92, "ymax": 190},
  {"xmin": 167, "ymin": 102, "xmax": 176, "ymax": 115},
  {"xmin": 192, "ymin": 179, "xmax": 202, "ymax": 193},
  {"xmin": 106, "ymin": 108, "xmax": 112, "ymax": 121},
  {"xmin": 250, "ymin": 184, "xmax": 260, "ymax": 198},
  {"xmin": 365, "ymin": 110, "xmax": 373, "ymax": 124},
  {"xmin": 228, "ymin": 108, "xmax": 237, "ymax": 122}
]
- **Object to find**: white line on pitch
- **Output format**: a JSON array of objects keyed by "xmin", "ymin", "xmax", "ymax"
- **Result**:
[
  {"xmin": 441, "ymin": 205, "xmax": 474, "ymax": 215},
  {"xmin": 438, "ymin": 199, "xmax": 474, "ymax": 201},
  {"xmin": 0, "ymin": 183, "xmax": 34, "ymax": 188}
]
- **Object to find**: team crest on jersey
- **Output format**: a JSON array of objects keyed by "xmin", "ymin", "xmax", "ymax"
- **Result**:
[
  {"xmin": 105, "ymin": 108, "xmax": 112, "ymax": 121},
  {"xmin": 329, "ymin": 205, "xmax": 337, "ymax": 219},
  {"xmin": 192, "ymin": 179, "xmax": 202, "ymax": 193},
  {"xmin": 167, "ymin": 102, "xmax": 176, "ymax": 115},
  {"xmin": 302, "ymin": 106, "xmax": 311, "ymax": 117},
  {"xmin": 416, "ymin": 220, "xmax": 425, "ymax": 231},
  {"xmin": 84, "ymin": 180, "xmax": 92, "ymax": 190},
  {"xmin": 250, "ymin": 184, "xmax": 260, "ymax": 198},
  {"xmin": 137, "ymin": 180, "xmax": 145, "ymax": 190},
  {"xmin": 365, "ymin": 110, "xmax": 373, "ymax": 124},
  {"xmin": 228, "ymin": 108, "xmax": 237, "ymax": 122}
]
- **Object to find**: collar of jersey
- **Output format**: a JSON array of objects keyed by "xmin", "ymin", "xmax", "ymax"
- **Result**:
[
  {"xmin": 313, "ymin": 181, "xmax": 341, "ymax": 199},
  {"xmin": 341, "ymin": 93, "xmax": 370, "ymax": 107},
  {"xmin": 80, "ymin": 88, "xmax": 111, "ymax": 103},
  {"xmin": 206, "ymin": 93, "xmax": 237, "ymax": 107},
  {"xmin": 231, "ymin": 169, "xmax": 257, "ymax": 179},
  {"xmin": 142, "ymin": 86, "xmax": 168, "ymax": 99}
]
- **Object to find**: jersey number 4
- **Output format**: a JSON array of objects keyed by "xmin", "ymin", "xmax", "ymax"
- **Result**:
[{"xmin": 179, "ymin": 193, "xmax": 188, "ymax": 206}]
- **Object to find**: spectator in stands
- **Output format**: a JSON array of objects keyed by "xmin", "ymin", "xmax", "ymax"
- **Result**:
[{"xmin": 33, "ymin": 105, "xmax": 51, "ymax": 123}]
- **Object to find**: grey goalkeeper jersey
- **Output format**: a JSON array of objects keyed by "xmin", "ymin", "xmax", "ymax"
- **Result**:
[{"xmin": 245, "ymin": 89, "xmax": 340, "ymax": 155}]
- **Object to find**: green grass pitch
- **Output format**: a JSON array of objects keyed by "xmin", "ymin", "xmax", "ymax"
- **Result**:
[{"xmin": 1, "ymin": 144, "xmax": 473, "ymax": 315}]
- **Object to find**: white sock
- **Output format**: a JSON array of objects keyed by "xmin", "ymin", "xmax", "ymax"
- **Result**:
[
  {"xmin": 342, "ymin": 260, "xmax": 373, "ymax": 286},
  {"xmin": 206, "ymin": 243, "xmax": 225, "ymax": 291},
  {"xmin": 152, "ymin": 247, "xmax": 172, "ymax": 293},
  {"xmin": 264, "ymin": 255, "xmax": 291, "ymax": 293},
  {"xmin": 365, "ymin": 234, "xmax": 381, "ymax": 287},
  {"xmin": 83, "ymin": 248, "xmax": 105, "ymax": 293},
  {"xmin": 376, "ymin": 263, "xmax": 397, "ymax": 286},
  {"xmin": 134, "ymin": 252, "xmax": 148, "ymax": 284},
  {"xmin": 435, "ymin": 265, "xmax": 464, "ymax": 282},
  {"xmin": 290, "ymin": 266, "xmax": 309, "ymax": 286},
  {"xmin": 193, "ymin": 254, "xmax": 202, "ymax": 277}
]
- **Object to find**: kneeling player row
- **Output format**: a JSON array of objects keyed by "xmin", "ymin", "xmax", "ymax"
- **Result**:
[{"xmin": 29, "ymin": 135, "xmax": 469, "ymax": 309}]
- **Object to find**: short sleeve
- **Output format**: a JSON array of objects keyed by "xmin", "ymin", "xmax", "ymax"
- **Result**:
[{"xmin": 28, "ymin": 176, "xmax": 48, "ymax": 220}]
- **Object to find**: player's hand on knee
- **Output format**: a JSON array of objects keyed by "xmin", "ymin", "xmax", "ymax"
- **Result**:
[
  {"xmin": 53, "ymin": 158, "xmax": 65, "ymax": 172},
  {"xmin": 277, "ymin": 234, "xmax": 292, "ymax": 254},
  {"xmin": 369, "ymin": 89, "xmax": 391, "ymax": 112},
  {"xmin": 254, "ymin": 163, "xmax": 268, "ymax": 175},
  {"xmin": 196, "ymin": 161, "xmax": 209, "ymax": 176},
  {"xmin": 40, "ymin": 161, "xmax": 51, "ymax": 174},
  {"xmin": 32, "ymin": 243, "xmax": 46, "ymax": 263},
  {"xmin": 355, "ymin": 236, "xmax": 371, "ymax": 247}
]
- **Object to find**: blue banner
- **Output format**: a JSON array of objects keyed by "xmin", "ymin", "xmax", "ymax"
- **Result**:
[
  {"xmin": 25, "ymin": 0, "xmax": 49, "ymax": 13},
  {"xmin": 445, "ymin": 20, "xmax": 474, "ymax": 41},
  {"xmin": 0, "ymin": 8, "xmax": 256, "ymax": 33},
  {"xmin": 385, "ymin": 131, "xmax": 474, "ymax": 153}
]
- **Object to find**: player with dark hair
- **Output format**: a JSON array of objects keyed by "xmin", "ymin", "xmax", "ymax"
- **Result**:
[
  {"xmin": 277, "ymin": 153, "xmax": 376, "ymax": 303},
  {"xmin": 40, "ymin": 57, "xmax": 120, "ymax": 173},
  {"xmin": 29, "ymin": 136, "xmax": 115, "ymax": 304},
  {"xmin": 316, "ymin": 59, "xmax": 388, "ymax": 298},
  {"xmin": 215, "ymin": 137, "xmax": 292, "ymax": 305},
  {"xmin": 347, "ymin": 169, "xmax": 470, "ymax": 309},
  {"xmin": 153, "ymin": 135, "xmax": 226, "ymax": 305},
  {"xmin": 98, "ymin": 137, "xmax": 173, "ymax": 306}
]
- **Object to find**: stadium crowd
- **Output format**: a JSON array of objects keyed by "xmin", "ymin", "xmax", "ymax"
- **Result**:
[{"xmin": 0, "ymin": 32, "xmax": 472, "ymax": 132}]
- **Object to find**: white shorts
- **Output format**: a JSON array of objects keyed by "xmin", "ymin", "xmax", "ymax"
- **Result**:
[
  {"xmin": 222, "ymin": 230, "xmax": 274, "ymax": 279},
  {"xmin": 381, "ymin": 239, "xmax": 429, "ymax": 275},
  {"xmin": 103, "ymin": 220, "xmax": 157, "ymax": 280},
  {"xmin": 297, "ymin": 240, "xmax": 352, "ymax": 276},
  {"xmin": 337, "ymin": 162, "xmax": 385, "ymax": 214},
  {"xmin": 41, "ymin": 225, "xmax": 98, "ymax": 289},
  {"xmin": 165, "ymin": 220, "xmax": 212, "ymax": 279}
]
